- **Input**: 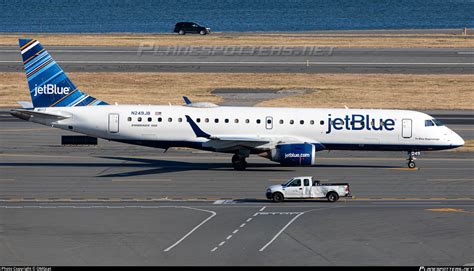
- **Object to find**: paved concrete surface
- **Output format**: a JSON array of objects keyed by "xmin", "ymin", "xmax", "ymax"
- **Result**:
[
  {"xmin": 1, "ymin": 46, "xmax": 472, "ymax": 73},
  {"xmin": 0, "ymin": 201, "xmax": 472, "ymax": 265}
]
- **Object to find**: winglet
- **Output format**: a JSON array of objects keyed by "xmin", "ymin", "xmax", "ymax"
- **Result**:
[
  {"xmin": 185, "ymin": 115, "xmax": 210, "ymax": 138},
  {"xmin": 183, "ymin": 96, "xmax": 192, "ymax": 105}
]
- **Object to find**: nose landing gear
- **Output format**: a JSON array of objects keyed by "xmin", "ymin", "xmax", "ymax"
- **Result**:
[{"xmin": 407, "ymin": 151, "xmax": 420, "ymax": 169}]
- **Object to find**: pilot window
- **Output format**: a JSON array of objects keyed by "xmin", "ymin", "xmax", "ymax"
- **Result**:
[
  {"xmin": 304, "ymin": 179, "xmax": 310, "ymax": 186},
  {"xmin": 425, "ymin": 120, "xmax": 435, "ymax": 127},
  {"xmin": 432, "ymin": 119, "xmax": 445, "ymax": 126},
  {"xmin": 288, "ymin": 179, "xmax": 301, "ymax": 187},
  {"xmin": 127, "ymin": 117, "xmax": 132, "ymax": 122}
]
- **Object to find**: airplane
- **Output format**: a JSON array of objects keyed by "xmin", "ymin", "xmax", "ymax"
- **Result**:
[{"xmin": 11, "ymin": 39, "xmax": 465, "ymax": 170}]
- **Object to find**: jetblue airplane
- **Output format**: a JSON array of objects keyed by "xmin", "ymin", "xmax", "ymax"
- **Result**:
[{"xmin": 11, "ymin": 39, "xmax": 464, "ymax": 170}]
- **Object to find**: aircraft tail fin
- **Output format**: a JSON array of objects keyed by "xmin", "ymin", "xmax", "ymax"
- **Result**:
[{"xmin": 18, "ymin": 38, "xmax": 108, "ymax": 108}]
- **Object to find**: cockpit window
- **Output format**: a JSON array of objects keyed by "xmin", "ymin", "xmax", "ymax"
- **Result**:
[
  {"xmin": 432, "ymin": 119, "xmax": 444, "ymax": 126},
  {"xmin": 425, "ymin": 120, "xmax": 435, "ymax": 127}
]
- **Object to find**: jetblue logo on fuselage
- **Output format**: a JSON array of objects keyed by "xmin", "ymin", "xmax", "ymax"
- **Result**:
[
  {"xmin": 326, "ymin": 114, "xmax": 395, "ymax": 134},
  {"xmin": 33, "ymin": 84, "xmax": 70, "ymax": 97}
]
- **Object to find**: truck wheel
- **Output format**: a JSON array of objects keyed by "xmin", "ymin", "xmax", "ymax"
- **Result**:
[
  {"xmin": 199, "ymin": 30, "xmax": 206, "ymax": 35},
  {"xmin": 327, "ymin": 192, "xmax": 339, "ymax": 202},
  {"xmin": 179, "ymin": 30, "xmax": 185, "ymax": 35},
  {"xmin": 272, "ymin": 192, "xmax": 284, "ymax": 203}
]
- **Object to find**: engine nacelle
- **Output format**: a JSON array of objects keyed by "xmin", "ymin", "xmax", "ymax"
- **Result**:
[{"xmin": 270, "ymin": 143, "xmax": 317, "ymax": 166}]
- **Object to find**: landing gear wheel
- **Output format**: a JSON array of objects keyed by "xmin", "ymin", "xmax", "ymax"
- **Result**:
[
  {"xmin": 407, "ymin": 151, "xmax": 420, "ymax": 169},
  {"xmin": 232, "ymin": 154, "xmax": 247, "ymax": 171}
]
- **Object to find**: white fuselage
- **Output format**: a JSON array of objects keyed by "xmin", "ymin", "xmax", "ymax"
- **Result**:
[{"xmin": 29, "ymin": 104, "xmax": 464, "ymax": 154}]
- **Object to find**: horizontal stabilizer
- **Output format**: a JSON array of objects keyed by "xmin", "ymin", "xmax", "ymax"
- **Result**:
[{"xmin": 10, "ymin": 109, "xmax": 71, "ymax": 121}]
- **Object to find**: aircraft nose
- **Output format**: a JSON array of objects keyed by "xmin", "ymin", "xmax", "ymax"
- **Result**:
[{"xmin": 450, "ymin": 131, "xmax": 465, "ymax": 147}]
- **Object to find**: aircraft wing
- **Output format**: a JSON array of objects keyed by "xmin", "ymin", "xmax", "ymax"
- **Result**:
[
  {"xmin": 184, "ymin": 115, "xmax": 324, "ymax": 151},
  {"xmin": 185, "ymin": 115, "xmax": 271, "ymax": 150}
]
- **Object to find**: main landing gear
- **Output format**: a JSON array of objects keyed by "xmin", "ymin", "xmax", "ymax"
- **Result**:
[
  {"xmin": 407, "ymin": 151, "xmax": 420, "ymax": 169},
  {"xmin": 232, "ymin": 153, "xmax": 248, "ymax": 171}
]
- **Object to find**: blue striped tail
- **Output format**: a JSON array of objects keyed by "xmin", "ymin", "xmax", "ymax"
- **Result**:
[{"xmin": 19, "ymin": 38, "xmax": 108, "ymax": 108}]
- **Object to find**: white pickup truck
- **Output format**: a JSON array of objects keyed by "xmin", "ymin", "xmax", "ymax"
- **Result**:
[{"xmin": 266, "ymin": 176, "xmax": 351, "ymax": 202}]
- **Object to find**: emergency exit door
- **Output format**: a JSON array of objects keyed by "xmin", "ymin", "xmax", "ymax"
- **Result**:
[{"xmin": 108, "ymin": 113, "xmax": 119, "ymax": 133}]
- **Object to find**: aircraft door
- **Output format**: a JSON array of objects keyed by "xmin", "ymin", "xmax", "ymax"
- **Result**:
[
  {"xmin": 402, "ymin": 119, "xmax": 412, "ymax": 138},
  {"xmin": 108, "ymin": 113, "xmax": 119, "ymax": 133},
  {"xmin": 265, "ymin": 116, "xmax": 273, "ymax": 129}
]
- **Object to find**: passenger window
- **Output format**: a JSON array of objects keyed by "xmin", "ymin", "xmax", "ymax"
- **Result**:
[
  {"xmin": 205, "ymin": 118, "xmax": 209, "ymax": 123},
  {"xmin": 158, "ymin": 117, "xmax": 162, "ymax": 122},
  {"xmin": 320, "ymin": 120, "xmax": 324, "ymax": 125},
  {"xmin": 256, "ymin": 119, "xmax": 261, "ymax": 124},
  {"xmin": 168, "ymin": 118, "xmax": 172, "ymax": 122},
  {"xmin": 148, "ymin": 117, "xmax": 152, "ymax": 122},
  {"xmin": 127, "ymin": 117, "xmax": 132, "ymax": 122},
  {"xmin": 225, "ymin": 119, "xmax": 229, "ymax": 123},
  {"xmin": 234, "ymin": 119, "xmax": 239, "ymax": 123},
  {"xmin": 138, "ymin": 117, "xmax": 142, "ymax": 122},
  {"xmin": 304, "ymin": 179, "xmax": 310, "ymax": 186},
  {"xmin": 290, "ymin": 120, "xmax": 294, "ymax": 125},
  {"xmin": 279, "ymin": 120, "xmax": 284, "ymax": 124},
  {"xmin": 197, "ymin": 118, "xmax": 201, "ymax": 123},
  {"xmin": 310, "ymin": 120, "xmax": 314, "ymax": 125},
  {"xmin": 267, "ymin": 119, "xmax": 272, "ymax": 124},
  {"xmin": 300, "ymin": 120, "xmax": 304, "ymax": 125},
  {"xmin": 245, "ymin": 119, "xmax": 250, "ymax": 123},
  {"xmin": 215, "ymin": 118, "xmax": 219, "ymax": 123},
  {"xmin": 178, "ymin": 118, "xmax": 182, "ymax": 122},
  {"xmin": 289, "ymin": 179, "xmax": 301, "ymax": 187}
]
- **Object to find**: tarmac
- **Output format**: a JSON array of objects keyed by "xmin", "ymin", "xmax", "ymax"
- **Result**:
[
  {"xmin": 0, "ymin": 46, "xmax": 473, "ymax": 73},
  {"xmin": 0, "ymin": 112, "xmax": 473, "ymax": 265}
]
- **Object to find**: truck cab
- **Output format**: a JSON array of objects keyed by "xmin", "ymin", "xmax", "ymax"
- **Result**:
[{"xmin": 266, "ymin": 176, "xmax": 351, "ymax": 202}]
